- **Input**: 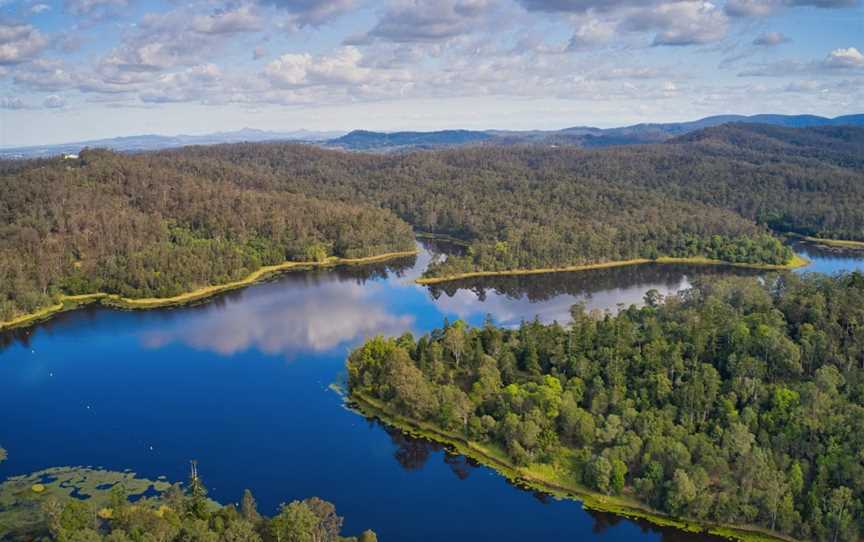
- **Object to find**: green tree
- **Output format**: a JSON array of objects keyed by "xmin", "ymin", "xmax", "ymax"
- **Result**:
[
  {"xmin": 241, "ymin": 489, "xmax": 260, "ymax": 523},
  {"xmin": 187, "ymin": 461, "xmax": 210, "ymax": 519},
  {"xmin": 610, "ymin": 459, "xmax": 627, "ymax": 495},
  {"xmin": 271, "ymin": 501, "xmax": 319, "ymax": 542}
]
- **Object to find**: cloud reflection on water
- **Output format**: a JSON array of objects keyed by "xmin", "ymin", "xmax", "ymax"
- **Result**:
[{"xmin": 140, "ymin": 278, "xmax": 414, "ymax": 358}]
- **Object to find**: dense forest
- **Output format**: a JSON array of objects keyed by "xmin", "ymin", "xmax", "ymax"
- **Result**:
[
  {"xmin": 171, "ymin": 124, "xmax": 864, "ymax": 275},
  {"xmin": 0, "ymin": 150, "xmax": 414, "ymax": 322},
  {"xmin": 2, "ymin": 124, "xmax": 863, "ymax": 322},
  {"xmin": 0, "ymin": 456, "xmax": 377, "ymax": 542},
  {"xmin": 347, "ymin": 272, "xmax": 864, "ymax": 542}
]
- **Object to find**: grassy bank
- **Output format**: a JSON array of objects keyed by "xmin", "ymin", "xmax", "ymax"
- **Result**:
[
  {"xmin": 416, "ymin": 254, "xmax": 811, "ymax": 285},
  {"xmin": 0, "ymin": 250, "xmax": 418, "ymax": 332},
  {"xmin": 801, "ymin": 236, "xmax": 864, "ymax": 250},
  {"xmin": 350, "ymin": 392, "xmax": 795, "ymax": 542}
]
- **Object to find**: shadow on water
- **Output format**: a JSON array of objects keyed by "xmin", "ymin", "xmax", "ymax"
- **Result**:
[
  {"xmin": 427, "ymin": 263, "xmax": 761, "ymax": 304},
  {"xmin": 377, "ymin": 418, "xmax": 729, "ymax": 542}
]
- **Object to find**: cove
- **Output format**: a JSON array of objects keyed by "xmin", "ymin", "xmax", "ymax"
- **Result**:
[{"xmin": 1, "ymin": 240, "xmax": 862, "ymax": 542}]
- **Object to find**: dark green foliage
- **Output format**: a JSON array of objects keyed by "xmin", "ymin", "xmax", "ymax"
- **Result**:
[
  {"xmin": 0, "ymin": 149, "xmax": 415, "ymax": 321},
  {"xmin": 20, "ymin": 471, "xmax": 372, "ymax": 542},
  {"xmin": 4, "ymin": 124, "xmax": 864, "ymax": 321},
  {"xmin": 348, "ymin": 272, "xmax": 864, "ymax": 541}
]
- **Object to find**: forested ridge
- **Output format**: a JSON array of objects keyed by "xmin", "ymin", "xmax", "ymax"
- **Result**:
[
  {"xmin": 170, "ymin": 124, "xmax": 864, "ymax": 276},
  {"xmin": 347, "ymin": 272, "xmax": 864, "ymax": 541},
  {"xmin": 2, "ymin": 123, "xmax": 863, "ymax": 323},
  {"xmin": 0, "ymin": 150, "xmax": 414, "ymax": 322}
]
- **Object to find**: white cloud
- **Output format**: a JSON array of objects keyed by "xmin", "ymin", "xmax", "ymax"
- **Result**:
[
  {"xmin": 753, "ymin": 31, "xmax": 788, "ymax": 46},
  {"xmin": 191, "ymin": 5, "xmax": 263, "ymax": 34},
  {"xmin": 30, "ymin": 3, "xmax": 52, "ymax": 14},
  {"xmin": 628, "ymin": 2, "xmax": 729, "ymax": 46},
  {"xmin": 824, "ymin": 47, "xmax": 864, "ymax": 69},
  {"xmin": 43, "ymin": 95, "xmax": 66, "ymax": 108},
  {"xmin": 0, "ymin": 23, "xmax": 49, "ymax": 65},
  {"xmin": 359, "ymin": 0, "xmax": 497, "ymax": 43},
  {"xmin": 264, "ymin": 46, "xmax": 374, "ymax": 87},
  {"xmin": 0, "ymin": 96, "xmax": 28, "ymax": 109},
  {"xmin": 65, "ymin": 0, "xmax": 128, "ymax": 16},
  {"xmin": 264, "ymin": 0, "xmax": 357, "ymax": 28}
]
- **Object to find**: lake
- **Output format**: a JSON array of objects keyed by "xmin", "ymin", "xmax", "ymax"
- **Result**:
[{"xmin": 1, "ymin": 240, "xmax": 862, "ymax": 541}]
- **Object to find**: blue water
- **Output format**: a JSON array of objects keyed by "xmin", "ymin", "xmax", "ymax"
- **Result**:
[{"xmin": 1, "ymin": 242, "xmax": 861, "ymax": 541}]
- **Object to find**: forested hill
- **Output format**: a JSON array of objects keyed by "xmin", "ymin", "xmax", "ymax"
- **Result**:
[
  {"xmin": 0, "ymin": 150, "xmax": 415, "ymax": 323},
  {"xmin": 173, "ymin": 123, "xmax": 864, "ymax": 271},
  {"xmin": 2, "ymin": 124, "xmax": 863, "ymax": 324},
  {"xmin": 347, "ymin": 273, "xmax": 864, "ymax": 542}
]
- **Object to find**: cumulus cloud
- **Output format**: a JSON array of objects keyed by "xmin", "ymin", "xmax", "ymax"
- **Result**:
[
  {"xmin": 95, "ymin": 5, "xmax": 264, "ymax": 75},
  {"xmin": 824, "ymin": 47, "xmax": 864, "ymax": 69},
  {"xmin": 522, "ymin": 1, "xmax": 732, "ymax": 49},
  {"xmin": 30, "ymin": 3, "xmax": 52, "ymax": 14},
  {"xmin": 726, "ymin": 0, "xmax": 858, "ymax": 16},
  {"xmin": 629, "ymin": 1, "xmax": 729, "ymax": 46},
  {"xmin": 191, "ymin": 5, "xmax": 263, "ymax": 34},
  {"xmin": 264, "ymin": 46, "xmax": 374, "ymax": 87},
  {"xmin": 739, "ymin": 47, "xmax": 864, "ymax": 77},
  {"xmin": 263, "ymin": 0, "xmax": 357, "ymax": 28},
  {"xmin": 0, "ymin": 96, "xmax": 28, "ymax": 109},
  {"xmin": 64, "ymin": 0, "xmax": 128, "ymax": 16},
  {"xmin": 358, "ymin": 0, "xmax": 496, "ymax": 43},
  {"xmin": 43, "ymin": 95, "xmax": 66, "ymax": 108},
  {"xmin": 753, "ymin": 31, "xmax": 788, "ymax": 45},
  {"xmin": 568, "ymin": 17, "xmax": 618, "ymax": 48},
  {"xmin": 518, "ymin": 0, "xmax": 660, "ymax": 13},
  {"xmin": 0, "ymin": 23, "xmax": 49, "ymax": 65}
]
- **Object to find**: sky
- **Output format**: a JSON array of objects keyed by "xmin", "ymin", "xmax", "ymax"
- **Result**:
[{"xmin": 0, "ymin": 0, "xmax": 862, "ymax": 146}]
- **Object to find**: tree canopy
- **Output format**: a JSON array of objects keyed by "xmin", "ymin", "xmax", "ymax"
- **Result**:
[
  {"xmin": 3, "ymin": 124, "xmax": 863, "ymax": 323},
  {"xmin": 348, "ymin": 272, "xmax": 864, "ymax": 542}
]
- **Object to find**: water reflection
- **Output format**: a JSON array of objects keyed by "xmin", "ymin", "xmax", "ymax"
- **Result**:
[
  {"xmin": 2, "ymin": 240, "xmax": 863, "ymax": 542},
  {"xmin": 141, "ymin": 270, "xmax": 417, "ymax": 358},
  {"xmin": 378, "ymin": 418, "xmax": 731, "ymax": 542},
  {"xmin": 792, "ymin": 241, "xmax": 864, "ymax": 275},
  {"xmin": 425, "ymin": 264, "xmax": 760, "ymax": 327}
]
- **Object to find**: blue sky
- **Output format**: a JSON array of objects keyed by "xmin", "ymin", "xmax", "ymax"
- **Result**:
[{"xmin": 0, "ymin": 0, "xmax": 862, "ymax": 146}]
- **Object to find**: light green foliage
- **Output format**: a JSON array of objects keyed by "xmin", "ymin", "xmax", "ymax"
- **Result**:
[
  {"xmin": 271, "ymin": 501, "xmax": 318, "ymax": 542},
  {"xmin": 0, "ymin": 467, "xmax": 369, "ymax": 542},
  {"xmin": 349, "ymin": 272, "xmax": 864, "ymax": 542}
]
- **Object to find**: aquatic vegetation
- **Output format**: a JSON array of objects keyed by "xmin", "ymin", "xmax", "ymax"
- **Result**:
[{"xmin": 0, "ymin": 465, "xmax": 376, "ymax": 542}]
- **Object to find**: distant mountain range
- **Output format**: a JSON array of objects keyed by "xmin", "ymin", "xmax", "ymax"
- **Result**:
[
  {"xmin": 3, "ymin": 114, "xmax": 863, "ymax": 158},
  {"xmin": 326, "ymin": 114, "xmax": 864, "ymax": 151},
  {"xmin": 0, "ymin": 128, "xmax": 343, "ymax": 159}
]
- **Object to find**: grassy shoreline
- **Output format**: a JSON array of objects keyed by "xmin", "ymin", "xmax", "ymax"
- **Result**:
[
  {"xmin": 800, "ymin": 236, "xmax": 864, "ymax": 250},
  {"xmin": 0, "ymin": 249, "xmax": 418, "ymax": 332},
  {"xmin": 350, "ymin": 392, "xmax": 796, "ymax": 542},
  {"xmin": 416, "ymin": 254, "xmax": 811, "ymax": 285}
]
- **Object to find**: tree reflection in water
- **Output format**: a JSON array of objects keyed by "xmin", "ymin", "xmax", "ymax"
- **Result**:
[{"xmin": 381, "ymin": 420, "xmax": 731, "ymax": 542}]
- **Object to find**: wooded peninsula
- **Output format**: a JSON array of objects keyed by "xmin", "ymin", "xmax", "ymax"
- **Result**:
[
  {"xmin": 347, "ymin": 272, "xmax": 864, "ymax": 542},
  {"xmin": 2, "ymin": 123, "xmax": 863, "ymax": 325}
]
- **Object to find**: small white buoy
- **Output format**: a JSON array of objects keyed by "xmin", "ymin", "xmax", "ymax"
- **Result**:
[
  {"xmin": 149, "ymin": 446, "xmax": 154, "ymax": 451},
  {"xmin": 49, "ymin": 372, "xmax": 54, "ymax": 377}
]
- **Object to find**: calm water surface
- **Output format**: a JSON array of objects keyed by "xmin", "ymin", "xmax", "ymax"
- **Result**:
[{"xmin": 1, "ymin": 241, "xmax": 862, "ymax": 541}]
